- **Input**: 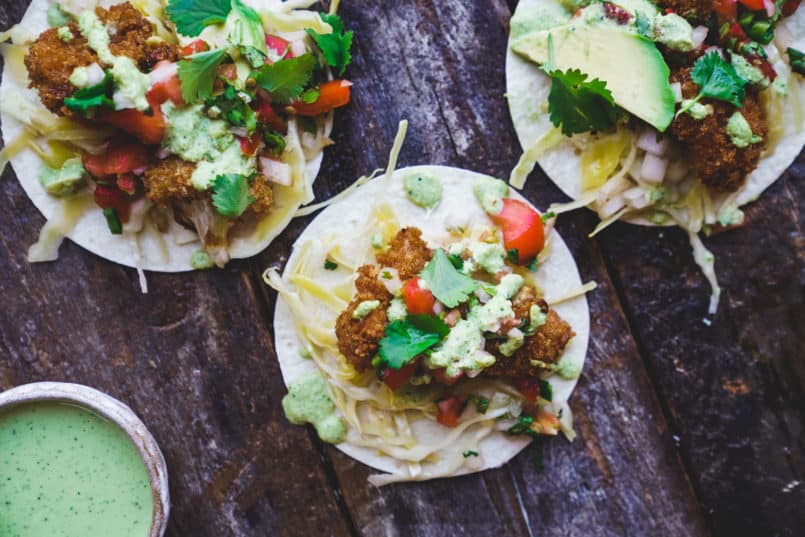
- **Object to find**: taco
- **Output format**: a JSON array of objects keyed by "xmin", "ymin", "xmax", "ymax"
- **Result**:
[
  {"xmin": 0, "ymin": 0, "xmax": 354, "ymax": 278},
  {"xmin": 506, "ymin": 0, "xmax": 804, "ymax": 312},
  {"xmin": 265, "ymin": 124, "xmax": 593, "ymax": 484}
]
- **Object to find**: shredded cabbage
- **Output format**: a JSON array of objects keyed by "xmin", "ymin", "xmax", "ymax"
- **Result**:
[{"xmin": 509, "ymin": 126, "xmax": 564, "ymax": 189}]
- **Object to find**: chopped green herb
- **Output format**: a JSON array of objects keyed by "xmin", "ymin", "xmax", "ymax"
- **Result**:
[
  {"xmin": 538, "ymin": 379, "xmax": 553, "ymax": 402},
  {"xmin": 541, "ymin": 211, "xmax": 556, "ymax": 224},
  {"xmin": 166, "ymin": 0, "xmax": 231, "ymax": 37},
  {"xmin": 463, "ymin": 450, "xmax": 479, "ymax": 458},
  {"xmin": 262, "ymin": 129, "xmax": 286, "ymax": 158},
  {"xmin": 178, "ymin": 49, "xmax": 226, "ymax": 103},
  {"xmin": 679, "ymin": 51, "xmax": 746, "ymax": 115},
  {"xmin": 190, "ymin": 250, "xmax": 215, "ymax": 269},
  {"xmin": 253, "ymin": 54, "xmax": 317, "ymax": 104},
  {"xmin": 507, "ymin": 248, "xmax": 520, "ymax": 264},
  {"xmin": 788, "ymin": 48, "xmax": 805, "ymax": 76},
  {"xmin": 447, "ymin": 253, "xmax": 464, "ymax": 270},
  {"xmin": 420, "ymin": 248, "xmax": 477, "ymax": 308},
  {"xmin": 381, "ymin": 270, "xmax": 393, "ymax": 279},
  {"xmin": 102, "ymin": 207, "xmax": 122, "ymax": 234},
  {"xmin": 378, "ymin": 314, "xmax": 449, "ymax": 370},
  {"xmin": 306, "ymin": 13, "xmax": 353, "ymax": 76},
  {"xmin": 324, "ymin": 260, "xmax": 338, "ymax": 270},
  {"xmin": 211, "ymin": 173, "xmax": 254, "ymax": 217},
  {"xmin": 547, "ymin": 68, "xmax": 618, "ymax": 136},
  {"xmin": 635, "ymin": 11, "xmax": 653, "ymax": 38},
  {"xmin": 527, "ymin": 257, "xmax": 539, "ymax": 272},
  {"xmin": 64, "ymin": 71, "xmax": 114, "ymax": 113},
  {"xmin": 507, "ymin": 414, "xmax": 536, "ymax": 436},
  {"xmin": 205, "ymin": 82, "xmax": 257, "ymax": 132},
  {"xmin": 299, "ymin": 87, "xmax": 321, "ymax": 104}
]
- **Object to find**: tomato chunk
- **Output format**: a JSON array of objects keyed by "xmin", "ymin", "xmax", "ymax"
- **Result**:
[
  {"xmin": 82, "ymin": 143, "xmax": 150, "ymax": 178},
  {"xmin": 292, "ymin": 80, "xmax": 351, "ymax": 116},
  {"xmin": 265, "ymin": 35, "xmax": 292, "ymax": 59},
  {"xmin": 436, "ymin": 396, "xmax": 466, "ymax": 428},
  {"xmin": 402, "ymin": 276, "xmax": 436, "ymax": 315},
  {"xmin": 518, "ymin": 378, "xmax": 540, "ymax": 405},
  {"xmin": 239, "ymin": 131, "xmax": 263, "ymax": 155},
  {"xmin": 181, "ymin": 39, "xmax": 209, "ymax": 56},
  {"xmin": 738, "ymin": 0, "xmax": 765, "ymax": 10},
  {"xmin": 383, "ymin": 361, "xmax": 418, "ymax": 391},
  {"xmin": 489, "ymin": 198, "xmax": 545, "ymax": 263},
  {"xmin": 147, "ymin": 62, "xmax": 184, "ymax": 106},
  {"xmin": 94, "ymin": 185, "xmax": 131, "ymax": 222},
  {"xmin": 98, "ymin": 107, "xmax": 165, "ymax": 145},
  {"xmin": 254, "ymin": 97, "xmax": 287, "ymax": 133}
]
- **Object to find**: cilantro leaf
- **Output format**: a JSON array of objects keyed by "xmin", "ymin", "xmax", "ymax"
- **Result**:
[
  {"xmin": 307, "ymin": 13, "xmax": 353, "ymax": 76},
  {"xmin": 64, "ymin": 71, "xmax": 114, "ymax": 113},
  {"xmin": 178, "ymin": 49, "xmax": 226, "ymax": 103},
  {"xmin": 463, "ymin": 450, "xmax": 479, "ymax": 458},
  {"xmin": 538, "ymin": 379, "xmax": 553, "ymax": 402},
  {"xmin": 299, "ymin": 87, "xmax": 320, "ymax": 104},
  {"xmin": 378, "ymin": 314, "xmax": 449, "ymax": 370},
  {"xmin": 547, "ymin": 68, "xmax": 618, "ymax": 136},
  {"xmin": 253, "ymin": 54, "xmax": 317, "ymax": 104},
  {"xmin": 324, "ymin": 260, "xmax": 338, "ymax": 270},
  {"xmin": 788, "ymin": 48, "xmax": 805, "ymax": 76},
  {"xmin": 212, "ymin": 174, "xmax": 254, "ymax": 217},
  {"xmin": 262, "ymin": 129, "xmax": 286, "ymax": 158},
  {"xmin": 166, "ymin": 0, "xmax": 232, "ymax": 37},
  {"xmin": 420, "ymin": 248, "xmax": 478, "ymax": 308},
  {"xmin": 689, "ymin": 51, "xmax": 747, "ymax": 108}
]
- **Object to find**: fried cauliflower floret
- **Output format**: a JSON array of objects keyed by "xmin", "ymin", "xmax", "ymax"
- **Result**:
[
  {"xmin": 336, "ymin": 265, "xmax": 393, "ymax": 370},
  {"xmin": 655, "ymin": 0, "xmax": 714, "ymax": 22},
  {"xmin": 24, "ymin": 22, "xmax": 97, "ymax": 115},
  {"xmin": 668, "ymin": 66, "xmax": 768, "ymax": 192},
  {"xmin": 24, "ymin": 2, "xmax": 178, "ymax": 116},
  {"xmin": 142, "ymin": 157, "xmax": 196, "ymax": 205},
  {"xmin": 97, "ymin": 3, "xmax": 178, "ymax": 71},
  {"xmin": 376, "ymin": 227, "xmax": 433, "ymax": 280},
  {"xmin": 485, "ymin": 285, "xmax": 575, "ymax": 377},
  {"xmin": 244, "ymin": 175, "xmax": 274, "ymax": 216}
]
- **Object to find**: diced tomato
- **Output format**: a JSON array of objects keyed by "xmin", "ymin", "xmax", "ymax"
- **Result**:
[
  {"xmin": 254, "ymin": 97, "xmax": 287, "ymax": 133},
  {"xmin": 518, "ymin": 378, "xmax": 541, "ymax": 405},
  {"xmin": 431, "ymin": 368, "xmax": 463, "ymax": 386},
  {"xmin": 98, "ymin": 108, "xmax": 165, "ymax": 145},
  {"xmin": 265, "ymin": 35, "xmax": 292, "ymax": 59},
  {"xmin": 726, "ymin": 22, "xmax": 750, "ymax": 43},
  {"xmin": 383, "ymin": 361, "xmax": 418, "ymax": 391},
  {"xmin": 239, "ymin": 131, "xmax": 263, "ymax": 155},
  {"xmin": 82, "ymin": 143, "xmax": 150, "ymax": 178},
  {"xmin": 218, "ymin": 63, "xmax": 237, "ymax": 81},
  {"xmin": 116, "ymin": 173, "xmax": 137, "ymax": 195},
  {"xmin": 181, "ymin": 39, "xmax": 209, "ymax": 56},
  {"xmin": 436, "ymin": 396, "xmax": 466, "ymax": 428},
  {"xmin": 714, "ymin": 0, "xmax": 738, "ymax": 18},
  {"xmin": 738, "ymin": 0, "xmax": 766, "ymax": 9},
  {"xmin": 292, "ymin": 80, "xmax": 351, "ymax": 117},
  {"xmin": 782, "ymin": 0, "xmax": 800, "ymax": 16},
  {"xmin": 147, "ymin": 64, "xmax": 184, "ymax": 107},
  {"xmin": 402, "ymin": 276, "xmax": 436, "ymax": 315},
  {"xmin": 489, "ymin": 198, "xmax": 545, "ymax": 263},
  {"xmin": 94, "ymin": 185, "xmax": 131, "ymax": 222}
]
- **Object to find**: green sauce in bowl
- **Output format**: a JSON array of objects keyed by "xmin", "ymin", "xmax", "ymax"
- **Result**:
[{"xmin": 0, "ymin": 402, "xmax": 154, "ymax": 537}]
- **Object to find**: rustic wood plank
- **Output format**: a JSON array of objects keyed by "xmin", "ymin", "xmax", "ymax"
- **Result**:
[
  {"xmin": 254, "ymin": 1, "xmax": 710, "ymax": 535},
  {"xmin": 597, "ymin": 159, "xmax": 805, "ymax": 536}
]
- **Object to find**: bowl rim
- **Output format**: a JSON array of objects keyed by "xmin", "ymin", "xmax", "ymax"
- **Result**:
[{"xmin": 0, "ymin": 381, "xmax": 170, "ymax": 537}]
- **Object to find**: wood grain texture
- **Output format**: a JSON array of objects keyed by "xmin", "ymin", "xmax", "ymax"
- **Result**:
[{"xmin": 0, "ymin": 0, "xmax": 801, "ymax": 536}]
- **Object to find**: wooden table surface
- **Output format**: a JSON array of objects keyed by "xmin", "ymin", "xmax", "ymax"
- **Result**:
[{"xmin": 1, "ymin": 1, "xmax": 803, "ymax": 536}]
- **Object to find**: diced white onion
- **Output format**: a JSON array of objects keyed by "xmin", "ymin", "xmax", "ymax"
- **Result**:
[
  {"xmin": 637, "ymin": 128, "xmax": 669, "ymax": 156},
  {"xmin": 432, "ymin": 302, "xmax": 443, "ymax": 315},
  {"xmin": 155, "ymin": 147, "xmax": 171, "ymax": 159},
  {"xmin": 148, "ymin": 61, "xmax": 177, "ymax": 86},
  {"xmin": 230, "ymin": 127, "xmax": 249, "ymax": 138},
  {"xmin": 691, "ymin": 26, "xmax": 708, "ymax": 49},
  {"xmin": 623, "ymin": 187, "xmax": 651, "ymax": 209},
  {"xmin": 290, "ymin": 40, "xmax": 307, "ymax": 57},
  {"xmin": 763, "ymin": 0, "xmax": 776, "ymax": 17},
  {"xmin": 475, "ymin": 287, "xmax": 491, "ymax": 303},
  {"xmin": 670, "ymin": 82, "xmax": 683, "ymax": 103},
  {"xmin": 640, "ymin": 153, "xmax": 668, "ymax": 184},
  {"xmin": 260, "ymin": 157, "xmax": 293, "ymax": 186}
]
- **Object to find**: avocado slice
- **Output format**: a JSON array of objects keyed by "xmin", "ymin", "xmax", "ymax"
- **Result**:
[{"xmin": 512, "ymin": 22, "xmax": 675, "ymax": 132}]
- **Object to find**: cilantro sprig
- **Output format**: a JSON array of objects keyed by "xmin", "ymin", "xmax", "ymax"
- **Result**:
[
  {"xmin": 178, "ymin": 49, "xmax": 226, "ymax": 103},
  {"xmin": 64, "ymin": 71, "xmax": 114, "ymax": 114},
  {"xmin": 166, "ymin": 0, "xmax": 232, "ymax": 37},
  {"xmin": 419, "ymin": 248, "xmax": 477, "ymax": 308},
  {"xmin": 206, "ymin": 82, "xmax": 257, "ymax": 133},
  {"xmin": 212, "ymin": 173, "xmax": 254, "ymax": 217},
  {"xmin": 678, "ymin": 51, "xmax": 747, "ymax": 115},
  {"xmin": 378, "ymin": 314, "xmax": 449, "ymax": 370},
  {"xmin": 547, "ymin": 68, "xmax": 618, "ymax": 136},
  {"xmin": 307, "ymin": 13, "xmax": 353, "ymax": 76},
  {"xmin": 253, "ymin": 54, "xmax": 317, "ymax": 104}
]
